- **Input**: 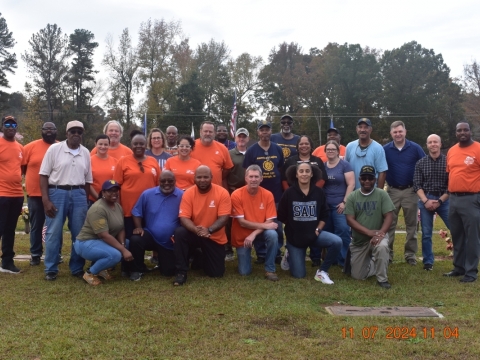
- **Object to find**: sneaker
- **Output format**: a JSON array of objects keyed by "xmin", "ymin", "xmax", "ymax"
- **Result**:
[
  {"xmin": 281, "ymin": 249, "xmax": 290, "ymax": 271},
  {"xmin": 173, "ymin": 273, "xmax": 187, "ymax": 286},
  {"xmin": 129, "ymin": 272, "xmax": 143, "ymax": 281},
  {"xmin": 265, "ymin": 272, "xmax": 279, "ymax": 282},
  {"xmin": 225, "ymin": 252, "xmax": 235, "ymax": 262},
  {"xmin": 45, "ymin": 272, "xmax": 57, "ymax": 281},
  {"xmin": 407, "ymin": 258, "xmax": 417, "ymax": 266},
  {"xmin": 121, "ymin": 271, "xmax": 131, "ymax": 278},
  {"xmin": 377, "ymin": 280, "xmax": 391, "ymax": 289},
  {"xmin": 0, "ymin": 263, "xmax": 20, "ymax": 274},
  {"xmin": 58, "ymin": 255, "xmax": 64, "ymax": 264},
  {"xmin": 150, "ymin": 256, "xmax": 159, "ymax": 265},
  {"xmin": 98, "ymin": 269, "xmax": 114, "ymax": 280},
  {"xmin": 423, "ymin": 264, "xmax": 433, "ymax": 271},
  {"xmin": 314, "ymin": 270, "xmax": 334, "ymax": 284},
  {"xmin": 72, "ymin": 271, "xmax": 84, "ymax": 279},
  {"xmin": 83, "ymin": 272, "xmax": 102, "ymax": 286},
  {"xmin": 30, "ymin": 256, "xmax": 41, "ymax": 266}
]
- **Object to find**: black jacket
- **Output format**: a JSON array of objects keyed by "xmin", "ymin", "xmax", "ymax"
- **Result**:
[{"xmin": 277, "ymin": 182, "xmax": 329, "ymax": 248}]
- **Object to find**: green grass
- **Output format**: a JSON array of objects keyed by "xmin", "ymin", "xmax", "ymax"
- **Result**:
[{"xmin": 2, "ymin": 218, "xmax": 472, "ymax": 359}]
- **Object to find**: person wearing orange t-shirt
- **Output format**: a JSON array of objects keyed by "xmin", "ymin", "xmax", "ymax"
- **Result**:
[
  {"xmin": 113, "ymin": 134, "xmax": 160, "ymax": 239},
  {"xmin": 21, "ymin": 121, "xmax": 58, "ymax": 266},
  {"xmin": 444, "ymin": 122, "xmax": 480, "ymax": 283},
  {"xmin": 90, "ymin": 120, "xmax": 133, "ymax": 159},
  {"xmin": 0, "ymin": 116, "xmax": 24, "ymax": 274},
  {"xmin": 312, "ymin": 128, "xmax": 346, "ymax": 162},
  {"xmin": 90, "ymin": 134, "xmax": 118, "ymax": 203},
  {"xmin": 173, "ymin": 165, "xmax": 231, "ymax": 285},
  {"xmin": 231, "ymin": 165, "xmax": 279, "ymax": 281},
  {"xmin": 190, "ymin": 122, "xmax": 233, "ymax": 188},
  {"xmin": 164, "ymin": 136, "xmax": 201, "ymax": 190}
]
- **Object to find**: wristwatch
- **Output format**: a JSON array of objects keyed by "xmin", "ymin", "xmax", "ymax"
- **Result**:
[
  {"xmin": 438, "ymin": 199, "xmax": 443, "ymax": 206},
  {"xmin": 208, "ymin": 227, "xmax": 213, "ymax": 234}
]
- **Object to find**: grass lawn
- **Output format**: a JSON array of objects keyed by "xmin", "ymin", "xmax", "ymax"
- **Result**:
[{"xmin": 1, "ymin": 215, "xmax": 473, "ymax": 359}]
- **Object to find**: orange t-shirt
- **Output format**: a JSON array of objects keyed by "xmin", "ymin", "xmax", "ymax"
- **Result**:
[
  {"xmin": 179, "ymin": 183, "xmax": 231, "ymax": 244},
  {"xmin": 90, "ymin": 155, "xmax": 118, "ymax": 201},
  {"xmin": 230, "ymin": 186, "xmax": 277, "ymax": 248},
  {"xmin": 312, "ymin": 144, "xmax": 346, "ymax": 162},
  {"xmin": 164, "ymin": 156, "xmax": 201, "ymax": 190},
  {"xmin": 22, "ymin": 139, "xmax": 57, "ymax": 196},
  {"xmin": 446, "ymin": 141, "xmax": 480, "ymax": 193},
  {"xmin": 190, "ymin": 139, "xmax": 234, "ymax": 186},
  {"xmin": 0, "ymin": 137, "xmax": 24, "ymax": 197},
  {"xmin": 91, "ymin": 143, "xmax": 133, "ymax": 159},
  {"xmin": 113, "ymin": 155, "xmax": 160, "ymax": 216}
]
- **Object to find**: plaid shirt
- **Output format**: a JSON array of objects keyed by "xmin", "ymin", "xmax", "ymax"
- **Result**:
[{"xmin": 413, "ymin": 153, "xmax": 448, "ymax": 193}]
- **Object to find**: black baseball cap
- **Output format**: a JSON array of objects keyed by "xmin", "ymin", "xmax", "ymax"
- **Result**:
[
  {"xmin": 357, "ymin": 118, "xmax": 372, "ymax": 126},
  {"xmin": 327, "ymin": 128, "xmax": 339, "ymax": 134},
  {"xmin": 359, "ymin": 165, "xmax": 376, "ymax": 176}
]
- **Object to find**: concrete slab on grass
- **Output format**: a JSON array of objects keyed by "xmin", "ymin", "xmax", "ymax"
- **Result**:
[{"xmin": 326, "ymin": 306, "xmax": 443, "ymax": 318}]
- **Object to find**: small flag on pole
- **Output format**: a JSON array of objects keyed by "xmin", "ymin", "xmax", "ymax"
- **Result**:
[
  {"xmin": 191, "ymin": 122, "xmax": 195, "ymax": 138},
  {"xmin": 230, "ymin": 90, "xmax": 238, "ymax": 139},
  {"xmin": 330, "ymin": 116, "xmax": 334, "ymax": 129},
  {"xmin": 143, "ymin": 113, "xmax": 147, "ymax": 136}
]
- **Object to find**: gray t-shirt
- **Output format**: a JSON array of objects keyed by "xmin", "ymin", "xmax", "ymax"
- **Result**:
[
  {"xmin": 77, "ymin": 199, "xmax": 124, "ymax": 241},
  {"xmin": 323, "ymin": 159, "xmax": 353, "ymax": 206}
]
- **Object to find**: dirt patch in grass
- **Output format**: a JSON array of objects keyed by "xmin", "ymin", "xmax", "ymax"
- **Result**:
[{"xmin": 250, "ymin": 317, "xmax": 313, "ymax": 338}]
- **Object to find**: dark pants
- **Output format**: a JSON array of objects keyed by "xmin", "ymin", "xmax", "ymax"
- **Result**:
[
  {"xmin": 174, "ymin": 226, "xmax": 225, "ymax": 278},
  {"xmin": 0, "ymin": 197, "xmax": 24, "ymax": 266},
  {"xmin": 27, "ymin": 196, "xmax": 45, "ymax": 257},
  {"xmin": 124, "ymin": 217, "xmax": 135, "ymax": 240},
  {"xmin": 129, "ymin": 230, "xmax": 175, "ymax": 276}
]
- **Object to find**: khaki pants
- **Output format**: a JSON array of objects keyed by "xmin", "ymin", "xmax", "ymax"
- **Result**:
[
  {"xmin": 387, "ymin": 187, "xmax": 418, "ymax": 262},
  {"xmin": 350, "ymin": 235, "xmax": 389, "ymax": 283}
]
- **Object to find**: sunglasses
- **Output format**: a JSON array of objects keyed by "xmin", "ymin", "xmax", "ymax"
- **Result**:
[
  {"xmin": 360, "ymin": 175, "xmax": 375, "ymax": 181},
  {"xmin": 355, "ymin": 145, "xmax": 368, "ymax": 158},
  {"xmin": 138, "ymin": 162, "xmax": 144, "ymax": 173},
  {"xmin": 160, "ymin": 179, "xmax": 175, "ymax": 184},
  {"xmin": 69, "ymin": 129, "xmax": 83, "ymax": 135},
  {"xmin": 3, "ymin": 123, "xmax": 17, "ymax": 128}
]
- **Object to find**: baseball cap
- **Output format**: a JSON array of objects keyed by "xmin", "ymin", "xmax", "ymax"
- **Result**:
[
  {"xmin": 257, "ymin": 120, "xmax": 272, "ymax": 130},
  {"xmin": 357, "ymin": 118, "xmax": 372, "ymax": 126},
  {"xmin": 102, "ymin": 180, "xmax": 121, "ymax": 191},
  {"xmin": 2, "ymin": 115, "xmax": 17, "ymax": 124},
  {"xmin": 359, "ymin": 165, "xmax": 376, "ymax": 176},
  {"xmin": 66, "ymin": 120, "xmax": 84, "ymax": 132},
  {"xmin": 280, "ymin": 114, "xmax": 293, "ymax": 122},
  {"xmin": 327, "ymin": 127, "xmax": 339, "ymax": 134},
  {"xmin": 235, "ymin": 128, "xmax": 249, "ymax": 137}
]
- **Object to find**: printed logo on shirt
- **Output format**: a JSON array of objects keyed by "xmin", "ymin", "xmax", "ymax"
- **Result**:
[
  {"xmin": 186, "ymin": 170, "xmax": 195, "ymax": 174},
  {"xmin": 292, "ymin": 201, "xmax": 317, "ymax": 221},
  {"xmin": 215, "ymin": 151, "xmax": 219, "ymax": 155},
  {"xmin": 111, "ymin": 166, "xmax": 115, "ymax": 171},
  {"xmin": 355, "ymin": 201, "xmax": 377, "ymax": 216},
  {"xmin": 263, "ymin": 160, "xmax": 274, "ymax": 172},
  {"xmin": 19, "ymin": 151, "xmax": 23, "ymax": 159},
  {"xmin": 209, "ymin": 200, "xmax": 216, "ymax": 208},
  {"xmin": 282, "ymin": 147, "xmax": 291, "ymax": 159},
  {"xmin": 464, "ymin": 156, "xmax": 475, "ymax": 165},
  {"xmin": 259, "ymin": 203, "xmax": 264, "ymax": 209},
  {"xmin": 151, "ymin": 168, "xmax": 157, "ymax": 176}
]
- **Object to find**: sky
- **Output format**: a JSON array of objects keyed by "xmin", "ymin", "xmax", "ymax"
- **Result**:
[{"xmin": 2, "ymin": 0, "xmax": 480, "ymax": 100}]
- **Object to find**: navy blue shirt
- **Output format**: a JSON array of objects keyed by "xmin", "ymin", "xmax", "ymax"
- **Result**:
[
  {"xmin": 243, "ymin": 142, "xmax": 284, "ymax": 202},
  {"xmin": 131, "ymin": 187, "xmax": 183, "ymax": 250},
  {"xmin": 383, "ymin": 140, "xmax": 425, "ymax": 187},
  {"xmin": 271, "ymin": 133, "xmax": 299, "ymax": 160}
]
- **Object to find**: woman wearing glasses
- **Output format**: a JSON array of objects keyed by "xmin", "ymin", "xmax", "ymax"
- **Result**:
[
  {"xmin": 113, "ymin": 134, "xmax": 160, "ymax": 238},
  {"xmin": 164, "ymin": 136, "xmax": 201, "ymax": 191},
  {"xmin": 278, "ymin": 162, "xmax": 341, "ymax": 284},
  {"xmin": 323, "ymin": 140, "xmax": 355, "ymax": 267},
  {"xmin": 89, "ymin": 134, "xmax": 118, "ymax": 207},
  {"xmin": 145, "ymin": 128, "xmax": 171, "ymax": 170}
]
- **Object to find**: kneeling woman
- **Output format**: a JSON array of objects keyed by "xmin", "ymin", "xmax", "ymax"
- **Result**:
[
  {"xmin": 278, "ymin": 162, "xmax": 341, "ymax": 284},
  {"xmin": 74, "ymin": 180, "xmax": 133, "ymax": 285}
]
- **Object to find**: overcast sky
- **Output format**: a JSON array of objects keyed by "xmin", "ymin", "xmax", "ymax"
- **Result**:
[{"xmin": 3, "ymin": 0, "xmax": 480, "ymax": 97}]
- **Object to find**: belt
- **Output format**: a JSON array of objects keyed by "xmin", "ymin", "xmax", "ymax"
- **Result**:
[
  {"xmin": 450, "ymin": 192, "xmax": 480, "ymax": 196},
  {"xmin": 48, "ymin": 185, "xmax": 82, "ymax": 190},
  {"xmin": 391, "ymin": 185, "xmax": 413, "ymax": 190},
  {"xmin": 426, "ymin": 191, "xmax": 443, "ymax": 197}
]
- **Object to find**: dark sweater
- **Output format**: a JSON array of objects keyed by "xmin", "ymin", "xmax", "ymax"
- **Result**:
[{"xmin": 277, "ymin": 182, "xmax": 329, "ymax": 248}]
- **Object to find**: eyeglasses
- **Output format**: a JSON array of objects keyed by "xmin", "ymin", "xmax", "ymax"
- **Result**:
[
  {"xmin": 160, "ymin": 179, "xmax": 175, "ymax": 184},
  {"xmin": 360, "ymin": 175, "xmax": 375, "ymax": 181},
  {"xmin": 325, "ymin": 148, "xmax": 337, "ymax": 152},
  {"xmin": 3, "ymin": 123, "xmax": 17, "ymax": 128},
  {"xmin": 42, "ymin": 127, "xmax": 57, "ymax": 131},
  {"xmin": 69, "ymin": 129, "xmax": 83, "ymax": 135},
  {"xmin": 178, "ymin": 145, "xmax": 191, "ymax": 149},
  {"xmin": 138, "ymin": 162, "xmax": 144, "ymax": 173},
  {"xmin": 151, "ymin": 137, "xmax": 162, "ymax": 141}
]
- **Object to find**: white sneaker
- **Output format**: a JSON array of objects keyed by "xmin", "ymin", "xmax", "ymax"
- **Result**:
[
  {"xmin": 314, "ymin": 270, "xmax": 334, "ymax": 285},
  {"xmin": 281, "ymin": 249, "xmax": 289, "ymax": 271}
]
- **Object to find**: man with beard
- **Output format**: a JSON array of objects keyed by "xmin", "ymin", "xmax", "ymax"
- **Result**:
[
  {"xmin": 444, "ymin": 122, "xmax": 480, "ymax": 283},
  {"xmin": 215, "ymin": 124, "xmax": 236, "ymax": 150},
  {"xmin": 173, "ymin": 166, "xmax": 231, "ymax": 285},
  {"xmin": 40, "ymin": 121, "xmax": 93, "ymax": 281},
  {"xmin": 128, "ymin": 171, "xmax": 183, "ymax": 281},
  {"xmin": 0, "ymin": 116, "xmax": 24, "ymax": 274},
  {"xmin": 191, "ymin": 122, "xmax": 233, "ymax": 188},
  {"xmin": 271, "ymin": 114, "xmax": 300, "ymax": 160},
  {"xmin": 90, "ymin": 120, "xmax": 133, "ymax": 159},
  {"xmin": 165, "ymin": 125, "xmax": 179, "ymax": 156},
  {"xmin": 21, "ymin": 122, "xmax": 58, "ymax": 266}
]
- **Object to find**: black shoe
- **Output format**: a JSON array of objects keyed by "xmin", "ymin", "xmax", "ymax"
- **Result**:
[
  {"xmin": 377, "ymin": 281, "xmax": 391, "ymax": 289},
  {"xmin": 30, "ymin": 256, "xmax": 41, "ymax": 266},
  {"xmin": 173, "ymin": 273, "xmax": 187, "ymax": 286},
  {"xmin": 129, "ymin": 272, "xmax": 143, "ymax": 281},
  {"xmin": 423, "ymin": 264, "xmax": 433, "ymax": 271},
  {"xmin": 311, "ymin": 259, "xmax": 321, "ymax": 267},
  {"xmin": 254, "ymin": 257, "xmax": 265, "ymax": 264},
  {"xmin": 460, "ymin": 276, "xmax": 476, "ymax": 283},
  {"xmin": 0, "ymin": 263, "xmax": 20, "ymax": 274},
  {"xmin": 150, "ymin": 256, "xmax": 159, "ymax": 265},
  {"xmin": 121, "ymin": 271, "xmax": 130, "ymax": 278},
  {"xmin": 45, "ymin": 272, "xmax": 57, "ymax": 281},
  {"xmin": 72, "ymin": 271, "xmax": 84, "ymax": 278},
  {"xmin": 407, "ymin": 258, "xmax": 417, "ymax": 266},
  {"xmin": 443, "ymin": 270, "xmax": 464, "ymax": 277}
]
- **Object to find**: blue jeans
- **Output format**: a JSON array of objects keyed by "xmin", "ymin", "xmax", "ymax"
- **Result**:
[
  {"xmin": 74, "ymin": 239, "xmax": 122, "ymax": 275},
  {"xmin": 27, "ymin": 196, "xmax": 45, "ymax": 257},
  {"xmin": 236, "ymin": 230, "xmax": 278, "ymax": 275},
  {"xmin": 44, "ymin": 188, "xmax": 87, "ymax": 274},
  {"xmin": 254, "ymin": 203, "xmax": 283, "ymax": 258},
  {"xmin": 287, "ymin": 230, "xmax": 342, "ymax": 278},
  {"xmin": 324, "ymin": 204, "xmax": 351, "ymax": 267},
  {"xmin": 419, "ymin": 194, "xmax": 450, "ymax": 265}
]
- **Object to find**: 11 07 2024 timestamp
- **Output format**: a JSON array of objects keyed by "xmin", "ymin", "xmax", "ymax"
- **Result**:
[{"xmin": 341, "ymin": 326, "xmax": 459, "ymax": 339}]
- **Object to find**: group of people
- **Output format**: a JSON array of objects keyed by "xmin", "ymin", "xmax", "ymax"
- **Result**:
[{"xmin": 1, "ymin": 113, "xmax": 479, "ymax": 289}]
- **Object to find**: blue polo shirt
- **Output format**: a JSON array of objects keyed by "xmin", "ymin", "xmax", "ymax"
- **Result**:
[
  {"xmin": 131, "ymin": 187, "xmax": 183, "ymax": 250},
  {"xmin": 383, "ymin": 140, "xmax": 425, "ymax": 187}
]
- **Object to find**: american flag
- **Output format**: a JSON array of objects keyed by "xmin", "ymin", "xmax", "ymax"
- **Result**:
[{"xmin": 229, "ymin": 90, "xmax": 238, "ymax": 139}]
